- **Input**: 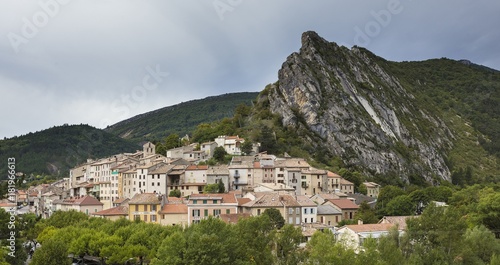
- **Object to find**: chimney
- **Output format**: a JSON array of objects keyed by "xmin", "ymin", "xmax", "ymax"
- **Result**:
[{"xmin": 358, "ymin": 219, "xmax": 363, "ymax": 225}]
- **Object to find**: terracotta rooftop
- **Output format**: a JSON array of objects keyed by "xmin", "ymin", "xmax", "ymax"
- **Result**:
[
  {"xmin": 92, "ymin": 206, "xmax": 128, "ymax": 216},
  {"xmin": 129, "ymin": 193, "xmax": 162, "ymax": 205},
  {"xmin": 327, "ymin": 199, "xmax": 359, "ymax": 209},
  {"xmin": 327, "ymin": 171, "xmax": 342, "ymax": 178},
  {"xmin": 343, "ymin": 223, "xmax": 395, "ymax": 233},
  {"xmin": 186, "ymin": 165, "xmax": 208, "ymax": 170},
  {"xmin": 160, "ymin": 204, "xmax": 188, "ymax": 214},
  {"xmin": 219, "ymin": 213, "xmax": 251, "ymax": 224},
  {"xmin": 242, "ymin": 194, "xmax": 300, "ymax": 208},
  {"xmin": 237, "ymin": 198, "xmax": 251, "ymax": 206},
  {"xmin": 59, "ymin": 196, "xmax": 103, "ymax": 206}
]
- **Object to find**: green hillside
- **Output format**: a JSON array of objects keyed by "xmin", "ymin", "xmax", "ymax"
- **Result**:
[
  {"xmin": 104, "ymin": 92, "xmax": 259, "ymax": 143},
  {"xmin": 0, "ymin": 124, "xmax": 139, "ymax": 179}
]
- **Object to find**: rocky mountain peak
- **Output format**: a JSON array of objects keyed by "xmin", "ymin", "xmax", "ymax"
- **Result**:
[{"xmin": 268, "ymin": 32, "xmax": 455, "ymax": 183}]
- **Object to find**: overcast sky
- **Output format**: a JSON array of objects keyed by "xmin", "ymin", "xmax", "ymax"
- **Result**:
[{"xmin": 1, "ymin": 0, "xmax": 499, "ymax": 139}]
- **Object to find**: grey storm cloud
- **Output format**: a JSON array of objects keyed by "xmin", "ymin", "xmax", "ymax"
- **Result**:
[{"xmin": 0, "ymin": 0, "xmax": 499, "ymax": 138}]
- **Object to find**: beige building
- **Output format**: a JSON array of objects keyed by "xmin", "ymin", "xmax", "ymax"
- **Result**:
[
  {"xmin": 187, "ymin": 193, "xmax": 238, "ymax": 224},
  {"xmin": 324, "ymin": 199, "xmax": 359, "ymax": 220},
  {"xmin": 159, "ymin": 203, "xmax": 188, "ymax": 226},
  {"xmin": 336, "ymin": 223, "xmax": 396, "ymax": 250},
  {"xmin": 128, "ymin": 193, "xmax": 162, "ymax": 223},
  {"xmin": 363, "ymin": 182, "xmax": 380, "ymax": 198},
  {"xmin": 53, "ymin": 195, "xmax": 103, "ymax": 216},
  {"xmin": 317, "ymin": 204, "xmax": 342, "ymax": 226},
  {"xmin": 240, "ymin": 193, "xmax": 302, "ymax": 225}
]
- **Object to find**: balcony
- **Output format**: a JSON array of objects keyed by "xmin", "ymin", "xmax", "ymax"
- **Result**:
[{"xmin": 234, "ymin": 170, "xmax": 240, "ymax": 179}]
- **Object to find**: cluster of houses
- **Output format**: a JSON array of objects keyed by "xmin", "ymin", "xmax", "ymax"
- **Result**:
[{"xmin": 7, "ymin": 136, "xmax": 413, "ymax": 250}]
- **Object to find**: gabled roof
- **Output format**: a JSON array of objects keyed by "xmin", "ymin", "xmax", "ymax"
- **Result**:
[
  {"xmin": 129, "ymin": 193, "xmax": 161, "ymax": 205},
  {"xmin": 242, "ymin": 193, "xmax": 300, "ymax": 208},
  {"xmin": 159, "ymin": 204, "xmax": 188, "ymax": 214},
  {"xmin": 237, "ymin": 198, "xmax": 251, "ymax": 206},
  {"xmin": 347, "ymin": 193, "xmax": 376, "ymax": 205},
  {"xmin": 296, "ymin": 195, "xmax": 317, "ymax": 207},
  {"xmin": 327, "ymin": 199, "xmax": 359, "ymax": 210},
  {"xmin": 57, "ymin": 196, "xmax": 103, "ymax": 206},
  {"xmin": 113, "ymin": 198, "xmax": 129, "ymax": 205},
  {"xmin": 327, "ymin": 171, "xmax": 342, "ymax": 178},
  {"xmin": 92, "ymin": 206, "xmax": 128, "ymax": 216},
  {"xmin": 340, "ymin": 179, "xmax": 354, "ymax": 185},
  {"xmin": 317, "ymin": 204, "xmax": 342, "ymax": 215},
  {"xmin": 342, "ymin": 223, "xmax": 394, "ymax": 233},
  {"xmin": 363, "ymin": 182, "xmax": 380, "ymax": 188}
]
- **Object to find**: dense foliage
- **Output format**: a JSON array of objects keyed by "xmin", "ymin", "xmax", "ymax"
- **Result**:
[
  {"xmin": 105, "ymin": 92, "xmax": 258, "ymax": 143},
  {"xmin": 0, "ymin": 124, "xmax": 138, "ymax": 179}
]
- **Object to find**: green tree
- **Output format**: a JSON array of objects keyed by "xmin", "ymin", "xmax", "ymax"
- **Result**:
[
  {"xmin": 234, "ymin": 215, "xmax": 274, "ymax": 264},
  {"xmin": 461, "ymin": 225, "xmax": 500, "ymax": 264},
  {"xmin": 203, "ymin": 183, "xmax": 219, "ymax": 194},
  {"xmin": 355, "ymin": 201, "xmax": 378, "ymax": 224},
  {"xmin": 169, "ymin": 189, "xmax": 181, "ymax": 198},
  {"xmin": 164, "ymin": 134, "xmax": 181, "ymax": 150},
  {"xmin": 385, "ymin": 195, "xmax": 416, "ymax": 216},
  {"xmin": 213, "ymin": 146, "xmax": 227, "ymax": 162},
  {"xmin": 262, "ymin": 208, "xmax": 285, "ymax": 230},
  {"xmin": 377, "ymin": 227, "xmax": 404, "ymax": 265},
  {"xmin": 241, "ymin": 140, "xmax": 253, "ymax": 155},
  {"xmin": 306, "ymin": 230, "xmax": 356, "ymax": 265},
  {"xmin": 152, "ymin": 231, "xmax": 187, "ymax": 265},
  {"xmin": 30, "ymin": 238, "xmax": 69, "ymax": 265},
  {"xmin": 403, "ymin": 204, "xmax": 467, "ymax": 264},
  {"xmin": 275, "ymin": 224, "xmax": 304, "ymax": 264},
  {"xmin": 217, "ymin": 180, "xmax": 225, "ymax": 193},
  {"xmin": 376, "ymin": 185, "xmax": 405, "ymax": 215}
]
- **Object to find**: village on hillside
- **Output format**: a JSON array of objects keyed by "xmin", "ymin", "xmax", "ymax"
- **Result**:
[{"xmin": 5, "ymin": 135, "xmax": 422, "ymax": 250}]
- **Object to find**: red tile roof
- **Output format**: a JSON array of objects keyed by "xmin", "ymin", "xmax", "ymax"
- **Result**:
[
  {"xmin": 219, "ymin": 213, "xmax": 251, "ymax": 224},
  {"xmin": 328, "ymin": 199, "xmax": 359, "ymax": 209},
  {"xmin": 159, "ymin": 204, "xmax": 188, "ymax": 214},
  {"xmin": 92, "ymin": 206, "xmax": 128, "ymax": 216},
  {"xmin": 186, "ymin": 165, "xmax": 208, "ymax": 170},
  {"xmin": 237, "ymin": 198, "xmax": 251, "ymax": 206}
]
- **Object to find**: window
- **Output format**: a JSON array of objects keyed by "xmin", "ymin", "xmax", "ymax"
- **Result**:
[
  {"xmin": 289, "ymin": 208, "xmax": 294, "ymax": 214},
  {"xmin": 301, "ymin": 176, "xmax": 306, "ymax": 179},
  {"xmin": 296, "ymin": 217, "xmax": 300, "ymax": 224},
  {"xmin": 203, "ymin": 200, "xmax": 207, "ymax": 204},
  {"xmin": 135, "ymin": 205, "xmax": 138, "ymax": 211},
  {"xmin": 288, "ymin": 217, "xmax": 293, "ymax": 224},
  {"xmin": 193, "ymin": 200, "xmax": 197, "ymax": 204},
  {"xmin": 226, "ymin": 209, "xmax": 230, "ymax": 214},
  {"xmin": 94, "ymin": 208, "xmax": 97, "ymax": 212},
  {"xmin": 213, "ymin": 209, "xmax": 221, "ymax": 216},
  {"xmin": 304, "ymin": 208, "xmax": 307, "ymax": 214},
  {"xmin": 192, "ymin": 209, "xmax": 200, "ymax": 216},
  {"xmin": 213, "ymin": 200, "xmax": 217, "ymax": 204},
  {"xmin": 257, "ymin": 209, "xmax": 261, "ymax": 215},
  {"xmin": 151, "ymin": 205, "xmax": 157, "ymax": 211},
  {"xmin": 204, "ymin": 209, "xmax": 208, "ymax": 216},
  {"xmin": 151, "ymin": 215, "xmax": 157, "ymax": 222},
  {"xmin": 157, "ymin": 182, "xmax": 160, "ymax": 186},
  {"xmin": 310, "ymin": 218, "xmax": 313, "ymax": 223},
  {"xmin": 152, "ymin": 182, "xmax": 155, "ymax": 186},
  {"xmin": 135, "ymin": 215, "xmax": 140, "ymax": 221},
  {"xmin": 304, "ymin": 218, "xmax": 307, "ymax": 223},
  {"xmin": 311, "ymin": 208, "xmax": 314, "ymax": 214},
  {"xmin": 86, "ymin": 209, "xmax": 89, "ymax": 215},
  {"xmin": 144, "ymin": 215, "xmax": 148, "ymax": 222}
]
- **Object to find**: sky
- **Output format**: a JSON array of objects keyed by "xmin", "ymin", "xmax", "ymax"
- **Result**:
[{"xmin": 1, "ymin": 0, "xmax": 499, "ymax": 139}]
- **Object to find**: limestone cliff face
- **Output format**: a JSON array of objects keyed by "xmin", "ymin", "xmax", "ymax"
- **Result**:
[{"xmin": 267, "ymin": 31, "xmax": 453, "ymax": 182}]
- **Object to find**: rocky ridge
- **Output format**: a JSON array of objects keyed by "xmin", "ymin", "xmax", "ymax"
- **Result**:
[{"xmin": 267, "ymin": 31, "xmax": 454, "ymax": 183}]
